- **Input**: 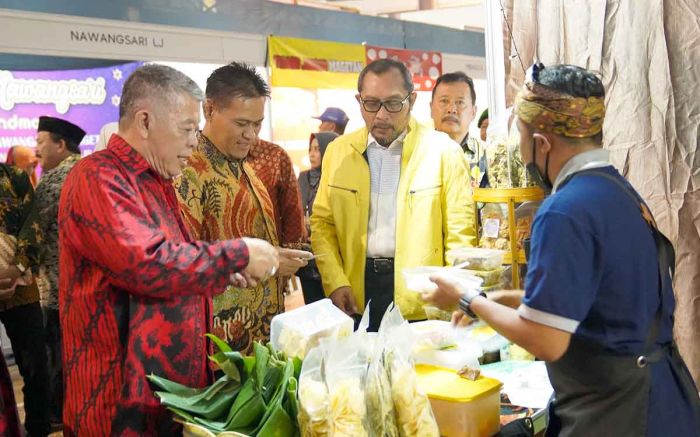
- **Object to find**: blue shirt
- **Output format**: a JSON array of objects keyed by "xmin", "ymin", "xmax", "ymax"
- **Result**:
[{"xmin": 520, "ymin": 164, "xmax": 697, "ymax": 436}]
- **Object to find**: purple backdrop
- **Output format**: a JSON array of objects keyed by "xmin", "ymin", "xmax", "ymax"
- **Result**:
[{"xmin": 0, "ymin": 61, "xmax": 142, "ymax": 161}]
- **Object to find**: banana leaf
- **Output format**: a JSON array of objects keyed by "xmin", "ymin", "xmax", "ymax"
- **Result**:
[
  {"xmin": 155, "ymin": 375, "xmax": 234, "ymax": 408},
  {"xmin": 209, "ymin": 352, "xmax": 242, "ymax": 383},
  {"xmin": 266, "ymin": 342, "xmax": 285, "ymax": 362},
  {"xmin": 242, "ymin": 355, "xmax": 256, "ymax": 377},
  {"xmin": 147, "ymin": 373, "xmax": 206, "ymax": 397},
  {"xmin": 291, "ymin": 357, "xmax": 303, "ymax": 381},
  {"xmin": 252, "ymin": 360, "xmax": 295, "ymax": 436},
  {"xmin": 167, "ymin": 406, "xmax": 196, "ymax": 424},
  {"xmin": 253, "ymin": 343, "xmax": 271, "ymax": 391},
  {"xmin": 191, "ymin": 386, "xmax": 266, "ymax": 436},
  {"xmin": 256, "ymin": 403, "xmax": 295, "ymax": 437},
  {"xmin": 206, "ymin": 333, "xmax": 234, "ymax": 353},
  {"xmin": 156, "ymin": 382, "xmax": 240, "ymax": 420},
  {"xmin": 283, "ymin": 377, "xmax": 299, "ymax": 425},
  {"xmin": 192, "ymin": 376, "xmax": 235, "ymax": 405},
  {"xmin": 261, "ymin": 364, "xmax": 284, "ymax": 404}
]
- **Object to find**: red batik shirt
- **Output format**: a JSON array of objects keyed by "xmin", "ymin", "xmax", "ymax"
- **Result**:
[
  {"xmin": 247, "ymin": 139, "xmax": 305, "ymax": 248},
  {"xmin": 58, "ymin": 135, "xmax": 249, "ymax": 436}
]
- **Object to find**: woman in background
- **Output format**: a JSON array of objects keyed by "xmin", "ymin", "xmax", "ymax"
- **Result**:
[{"xmin": 297, "ymin": 132, "xmax": 338, "ymax": 305}]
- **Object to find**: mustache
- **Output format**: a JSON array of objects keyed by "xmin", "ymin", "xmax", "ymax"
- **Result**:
[
  {"xmin": 372, "ymin": 122, "xmax": 394, "ymax": 130},
  {"xmin": 441, "ymin": 116, "xmax": 460, "ymax": 123}
]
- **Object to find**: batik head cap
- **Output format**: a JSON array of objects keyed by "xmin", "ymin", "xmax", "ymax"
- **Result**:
[{"xmin": 514, "ymin": 63, "xmax": 605, "ymax": 138}]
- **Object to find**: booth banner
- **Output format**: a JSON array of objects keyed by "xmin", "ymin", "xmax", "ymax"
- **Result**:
[
  {"xmin": 268, "ymin": 36, "xmax": 365, "ymax": 89},
  {"xmin": 0, "ymin": 61, "xmax": 142, "ymax": 159},
  {"xmin": 365, "ymin": 45, "xmax": 442, "ymax": 91}
]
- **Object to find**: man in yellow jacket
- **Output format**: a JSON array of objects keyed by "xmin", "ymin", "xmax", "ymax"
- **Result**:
[{"xmin": 311, "ymin": 59, "xmax": 476, "ymax": 330}]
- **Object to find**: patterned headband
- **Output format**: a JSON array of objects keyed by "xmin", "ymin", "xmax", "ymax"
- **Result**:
[{"xmin": 514, "ymin": 79, "xmax": 605, "ymax": 138}]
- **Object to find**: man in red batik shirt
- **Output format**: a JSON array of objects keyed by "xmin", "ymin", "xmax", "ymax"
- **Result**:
[
  {"xmin": 58, "ymin": 64, "xmax": 279, "ymax": 436},
  {"xmin": 247, "ymin": 139, "xmax": 305, "ymax": 249}
]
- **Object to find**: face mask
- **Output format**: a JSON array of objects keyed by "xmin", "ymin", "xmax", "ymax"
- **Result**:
[{"xmin": 526, "ymin": 137, "xmax": 553, "ymax": 193}]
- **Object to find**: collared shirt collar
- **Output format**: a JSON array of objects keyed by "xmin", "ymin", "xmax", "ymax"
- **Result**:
[
  {"xmin": 367, "ymin": 129, "xmax": 407, "ymax": 151},
  {"xmin": 553, "ymin": 148, "xmax": 610, "ymax": 193},
  {"xmin": 46, "ymin": 153, "xmax": 80, "ymax": 176},
  {"xmin": 198, "ymin": 131, "xmax": 246, "ymax": 165},
  {"xmin": 460, "ymin": 133, "xmax": 476, "ymax": 154},
  {"xmin": 107, "ymin": 134, "xmax": 152, "ymax": 176},
  {"xmin": 245, "ymin": 138, "xmax": 263, "ymax": 160}
]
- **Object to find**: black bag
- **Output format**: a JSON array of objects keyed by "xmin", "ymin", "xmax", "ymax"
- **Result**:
[
  {"xmin": 297, "ymin": 259, "xmax": 321, "ymax": 281},
  {"xmin": 498, "ymin": 417, "xmax": 535, "ymax": 437}
]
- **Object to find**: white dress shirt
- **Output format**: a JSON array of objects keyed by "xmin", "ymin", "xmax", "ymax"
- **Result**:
[{"xmin": 366, "ymin": 131, "xmax": 406, "ymax": 258}]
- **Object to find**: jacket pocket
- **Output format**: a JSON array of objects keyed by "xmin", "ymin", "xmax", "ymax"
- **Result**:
[
  {"xmin": 408, "ymin": 185, "xmax": 441, "ymax": 210},
  {"xmin": 329, "ymin": 184, "xmax": 360, "ymax": 205}
]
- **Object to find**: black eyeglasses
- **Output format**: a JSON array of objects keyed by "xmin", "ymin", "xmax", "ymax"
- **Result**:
[{"xmin": 359, "ymin": 94, "xmax": 411, "ymax": 113}]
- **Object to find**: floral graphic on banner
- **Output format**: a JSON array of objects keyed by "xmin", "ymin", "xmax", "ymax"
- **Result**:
[{"xmin": 0, "ymin": 61, "xmax": 142, "ymax": 160}]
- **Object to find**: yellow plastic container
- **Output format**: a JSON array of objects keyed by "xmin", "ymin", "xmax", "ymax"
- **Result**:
[{"xmin": 415, "ymin": 364, "xmax": 502, "ymax": 437}]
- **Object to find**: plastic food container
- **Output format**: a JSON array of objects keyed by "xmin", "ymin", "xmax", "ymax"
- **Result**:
[
  {"xmin": 411, "ymin": 321, "xmax": 483, "ymax": 371},
  {"xmin": 402, "ymin": 266, "xmax": 483, "ymax": 294},
  {"xmin": 423, "ymin": 305, "xmax": 454, "ymax": 322},
  {"xmin": 411, "ymin": 321, "xmax": 458, "ymax": 350},
  {"xmin": 446, "ymin": 248, "xmax": 506, "ymax": 271},
  {"xmin": 415, "ymin": 365, "xmax": 502, "ymax": 437},
  {"xmin": 463, "ymin": 267, "xmax": 505, "ymax": 287},
  {"xmin": 270, "ymin": 299, "xmax": 353, "ymax": 359},
  {"xmin": 464, "ymin": 323, "xmax": 511, "ymax": 365}
]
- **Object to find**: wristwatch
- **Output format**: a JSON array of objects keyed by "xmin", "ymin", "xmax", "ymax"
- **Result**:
[{"xmin": 459, "ymin": 291, "xmax": 486, "ymax": 319}]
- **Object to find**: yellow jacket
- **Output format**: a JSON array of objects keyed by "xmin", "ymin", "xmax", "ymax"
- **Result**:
[{"xmin": 311, "ymin": 118, "xmax": 476, "ymax": 320}]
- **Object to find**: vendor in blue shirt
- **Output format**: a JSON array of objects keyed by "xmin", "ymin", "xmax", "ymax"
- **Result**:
[{"xmin": 424, "ymin": 64, "xmax": 700, "ymax": 436}]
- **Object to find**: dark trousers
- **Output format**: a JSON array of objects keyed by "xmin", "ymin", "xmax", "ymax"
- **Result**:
[
  {"xmin": 0, "ymin": 303, "xmax": 50, "ymax": 437},
  {"xmin": 42, "ymin": 308, "xmax": 62, "ymax": 424},
  {"xmin": 299, "ymin": 278, "xmax": 325, "ymax": 306},
  {"xmin": 364, "ymin": 264, "xmax": 395, "ymax": 332}
]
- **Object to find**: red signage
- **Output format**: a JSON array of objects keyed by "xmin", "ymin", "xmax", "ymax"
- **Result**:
[{"xmin": 365, "ymin": 46, "xmax": 443, "ymax": 92}]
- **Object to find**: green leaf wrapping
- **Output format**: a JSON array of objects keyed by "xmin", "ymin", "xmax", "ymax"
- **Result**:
[
  {"xmin": 209, "ymin": 352, "xmax": 242, "ymax": 383},
  {"xmin": 206, "ymin": 333, "xmax": 234, "ymax": 354},
  {"xmin": 147, "ymin": 374, "xmax": 205, "ymax": 397}
]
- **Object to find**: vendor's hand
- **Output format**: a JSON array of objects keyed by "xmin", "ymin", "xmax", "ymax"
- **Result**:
[
  {"xmin": 241, "ymin": 238, "xmax": 279, "ymax": 282},
  {"xmin": 0, "ymin": 266, "xmax": 21, "ymax": 290},
  {"xmin": 423, "ymin": 272, "xmax": 480, "ymax": 311},
  {"xmin": 451, "ymin": 311, "xmax": 476, "ymax": 328},
  {"xmin": 276, "ymin": 248, "xmax": 312, "ymax": 277},
  {"xmin": 487, "ymin": 289, "xmax": 525, "ymax": 309},
  {"xmin": 329, "ymin": 286, "xmax": 358, "ymax": 316}
]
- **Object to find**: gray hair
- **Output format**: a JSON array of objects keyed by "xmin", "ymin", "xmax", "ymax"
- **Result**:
[{"xmin": 119, "ymin": 64, "xmax": 203, "ymax": 123}]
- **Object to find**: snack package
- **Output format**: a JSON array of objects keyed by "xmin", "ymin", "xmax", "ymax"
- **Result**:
[
  {"xmin": 515, "ymin": 201, "xmax": 541, "ymax": 250},
  {"xmin": 446, "ymin": 248, "xmax": 506, "ymax": 271},
  {"xmin": 380, "ymin": 306, "xmax": 440, "ymax": 437},
  {"xmin": 479, "ymin": 201, "xmax": 542, "ymax": 252},
  {"xmin": 298, "ymin": 346, "xmax": 330, "ymax": 437},
  {"xmin": 365, "ymin": 306, "xmax": 400, "ymax": 437},
  {"xmin": 479, "ymin": 203, "xmax": 510, "ymax": 250},
  {"xmin": 485, "ymin": 108, "xmax": 529, "ymax": 188},
  {"xmin": 366, "ymin": 351, "xmax": 399, "ymax": 437},
  {"xmin": 324, "ymin": 336, "xmax": 370, "ymax": 437}
]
